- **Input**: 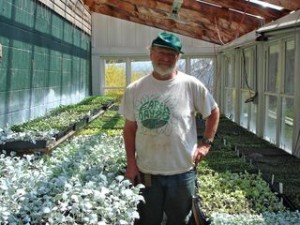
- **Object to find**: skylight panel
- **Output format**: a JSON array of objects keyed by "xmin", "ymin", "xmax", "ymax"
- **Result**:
[{"xmin": 247, "ymin": 0, "xmax": 284, "ymax": 11}]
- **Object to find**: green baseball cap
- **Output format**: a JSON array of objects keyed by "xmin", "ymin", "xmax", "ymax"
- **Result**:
[{"xmin": 151, "ymin": 32, "xmax": 183, "ymax": 53}]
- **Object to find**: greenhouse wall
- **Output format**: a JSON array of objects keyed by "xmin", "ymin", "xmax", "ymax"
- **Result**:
[
  {"xmin": 0, "ymin": 0, "xmax": 92, "ymax": 127},
  {"xmin": 218, "ymin": 11, "xmax": 300, "ymax": 157}
]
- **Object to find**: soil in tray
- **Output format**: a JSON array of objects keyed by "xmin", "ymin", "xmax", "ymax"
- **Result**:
[
  {"xmin": 209, "ymin": 160, "xmax": 256, "ymax": 172},
  {"xmin": 286, "ymin": 191, "xmax": 300, "ymax": 209},
  {"xmin": 91, "ymin": 107, "xmax": 103, "ymax": 116},
  {"xmin": 237, "ymin": 146, "xmax": 289, "ymax": 155},
  {"xmin": 239, "ymin": 147, "xmax": 300, "ymax": 172},
  {"xmin": 0, "ymin": 140, "xmax": 48, "ymax": 150},
  {"xmin": 207, "ymin": 150, "xmax": 239, "ymax": 159},
  {"xmin": 54, "ymin": 125, "xmax": 74, "ymax": 140},
  {"xmin": 217, "ymin": 123, "xmax": 249, "ymax": 135},
  {"xmin": 73, "ymin": 118, "xmax": 88, "ymax": 131},
  {"xmin": 222, "ymin": 135, "xmax": 273, "ymax": 147},
  {"xmin": 251, "ymin": 156, "xmax": 300, "ymax": 167}
]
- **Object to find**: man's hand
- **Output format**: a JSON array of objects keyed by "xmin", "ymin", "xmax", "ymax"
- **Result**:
[
  {"xmin": 125, "ymin": 162, "xmax": 141, "ymax": 185},
  {"xmin": 123, "ymin": 119, "xmax": 140, "ymax": 184},
  {"xmin": 192, "ymin": 144, "xmax": 211, "ymax": 165},
  {"xmin": 193, "ymin": 107, "xmax": 219, "ymax": 165}
]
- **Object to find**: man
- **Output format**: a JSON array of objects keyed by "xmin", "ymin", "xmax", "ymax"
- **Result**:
[{"xmin": 119, "ymin": 32, "xmax": 220, "ymax": 225}]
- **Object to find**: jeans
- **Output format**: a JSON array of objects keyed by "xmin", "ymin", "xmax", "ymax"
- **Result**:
[{"xmin": 136, "ymin": 169, "xmax": 196, "ymax": 225}]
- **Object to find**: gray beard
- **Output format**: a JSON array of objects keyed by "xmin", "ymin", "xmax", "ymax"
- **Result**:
[{"xmin": 152, "ymin": 62, "xmax": 175, "ymax": 77}]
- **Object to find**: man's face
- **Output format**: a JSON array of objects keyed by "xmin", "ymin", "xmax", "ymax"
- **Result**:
[{"xmin": 150, "ymin": 47, "xmax": 180, "ymax": 77}]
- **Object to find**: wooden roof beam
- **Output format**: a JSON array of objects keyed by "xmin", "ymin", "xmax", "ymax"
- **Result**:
[
  {"xmin": 89, "ymin": 2, "xmax": 228, "ymax": 44},
  {"xmin": 86, "ymin": 0, "xmax": 264, "ymax": 29},
  {"xmin": 202, "ymin": 0, "xmax": 289, "ymax": 21},
  {"xmin": 261, "ymin": 0, "xmax": 300, "ymax": 11},
  {"xmin": 158, "ymin": 0, "xmax": 264, "ymax": 27}
]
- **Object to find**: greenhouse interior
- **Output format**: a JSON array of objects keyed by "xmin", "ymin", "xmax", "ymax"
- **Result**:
[{"xmin": 1, "ymin": 0, "xmax": 300, "ymax": 224}]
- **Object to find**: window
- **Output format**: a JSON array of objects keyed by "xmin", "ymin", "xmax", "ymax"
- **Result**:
[
  {"xmin": 240, "ymin": 47, "xmax": 257, "ymax": 133},
  {"xmin": 280, "ymin": 40, "xmax": 295, "ymax": 152},
  {"xmin": 224, "ymin": 55, "xmax": 235, "ymax": 88},
  {"xmin": 223, "ymin": 54, "xmax": 236, "ymax": 120},
  {"xmin": 280, "ymin": 97, "xmax": 294, "ymax": 151},
  {"xmin": 177, "ymin": 58, "xmax": 186, "ymax": 73},
  {"xmin": 266, "ymin": 45, "xmax": 280, "ymax": 93},
  {"xmin": 102, "ymin": 57, "xmax": 215, "ymax": 100},
  {"xmin": 264, "ymin": 39, "xmax": 295, "ymax": 153},
  {"xmin": 284, "ymin": 40, "xmax": 295, "ymax": 95},
  {"xmin": 191, "ymin": 58, "xmax": 214, "ymax": 91},
  {"xmin": 105, "ymin": 60, "xmax": 126, "ymax": 96},
  {"xmin": 264, "ymin": 43, "xmax": 279, "ymax": 143},
  {"xmin": 131, "ymin": 60, "xmax": 151, "ymax": 83},
  {"xmin": 264, "ymin": 95, "xmax": 278, "ymax": 144},
  {"xmin": 241, "ymin": 48, "xmax": 256, "ymax": 90}
]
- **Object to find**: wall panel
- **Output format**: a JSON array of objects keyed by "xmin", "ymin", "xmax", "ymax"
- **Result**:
[{"xmin": 0, "ymin": 0, "xmax": 91, "ymax": 127}]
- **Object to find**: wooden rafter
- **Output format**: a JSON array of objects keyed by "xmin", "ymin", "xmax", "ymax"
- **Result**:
[
  {"xmin": 262, "ymin": 0, "xmax": 300, "ymax": 11},
  {"xmin": 202, "ymin": 0, "xmax": 289, "ymax": 21},
  {"xmin": 83, "ymin": 0, "xmax": 300, "ymax": 45}
]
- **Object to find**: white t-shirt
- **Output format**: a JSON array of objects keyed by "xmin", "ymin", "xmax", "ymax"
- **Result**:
[{"xmin": 119, "ymin": 71, "xmax": 218, "ymax": 175}]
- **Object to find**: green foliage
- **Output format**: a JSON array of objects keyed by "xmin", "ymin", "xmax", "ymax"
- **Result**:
[
  {"xmin": 196, "ymin": 114, "xmax": 300, "ymax": 223},
  {"xmin": 198, "ymin": 170, "xmax": 286, "ymax": 216},
  {"xmin": 78, "ymin": 95, "xmax": 117, "ymax": 106},
  {"xmin": 76, "ymin": 108, "xmax": 124, "ymax": 137},
  {"xmin": 10, "ymin": 96, "xmax": 117, "ymax": 133},
  {"xmin": 132, "ymin": 71, "xmax": 144, "ymax": 82},
  {"xmin": 104, "ymin": 61, "xmax": 146, "ymax": 99},
  {"xmin": 105, "ymin": 62, "xmax": 126, "ymax": 87},
  {"xmin": 105, "ymin": 62, "xmax": 126, "ymax": 97}
]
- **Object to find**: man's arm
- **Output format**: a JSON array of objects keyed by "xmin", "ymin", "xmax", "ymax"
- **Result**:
[
  {"xmin": 193, "ymin": 107, "xmax": 220, "ymax": 165},
  {"xmin": 123, "ymin": 119, "xmax": 140, "ymax": 183},
  {"xmin": 203, "ymin": 106, "xmax": 220, "ymax": 141}
]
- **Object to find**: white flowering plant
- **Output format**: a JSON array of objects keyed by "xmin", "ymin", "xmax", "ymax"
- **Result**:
[
  {"xmin": 210, "ymin": 211, "xmax": 300, "ymax": 225},
  {"xmin": 0, "ymin": 134, "xmax": 144, "ymax": 225},
  {"xmin": 0, "ymin": 127, "xmax": 57, "ymax": 146}
]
